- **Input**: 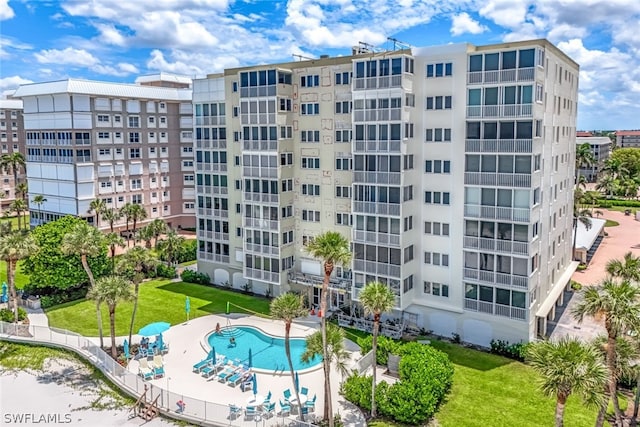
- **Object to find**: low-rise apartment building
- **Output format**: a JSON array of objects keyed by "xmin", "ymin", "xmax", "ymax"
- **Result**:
[
  {"xmin": 616, "ymin": 130, "xmax": 640, "ymax": 148},
  {"xmin": 576, "ymin": 136, "xmax": 611, "ymax": 182}
]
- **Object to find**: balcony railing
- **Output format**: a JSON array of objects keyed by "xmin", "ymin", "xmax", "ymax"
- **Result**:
[
  {"xmin": 467, "ymin": 67, "xmax": 535, "ymax": 85},
  {"xmin": 465, "ymin": 139, "xmax": 533, "ymax": 153},
  {"xmin": 244, "ymin": 268, "xmax": 280, "ymax": 285},
  {"xmin": 353, "ymin": 230, "xmax": 401, "ymax": 247},
  {"xmin": 464, "ymin": 172, "xmax": 531, "ymax": 188},
  {"xmin": 353, "ymin": 171, "xmax": 401, "ymax": 185},
  {"xmin": 353, "ymin": 259, "xmax": 401, "ymax": 278},
  {"xmin": 243, "ymin": 217, "xmax": 279, "ymax": 231},
  {"xmin": 463, "ymin": 236, "xmax": 530, "ymax": 255},
  {"xmin": 353, "ymin": 74, "xmax": 406, "ymax": 91},
  {"xmin": 463, "ymin": 268, "xmax": 532, "ymax": 289},
  {"xmin": 196, "ymin": 163, "xmax": 228, "ymax": 173},
  {"xmin": 242, "ymin": 166, "xmax": 278, "ymax": 178},
  {"xmin": 288, "ymin": 272, "xmax": 352, "ymax": 293},
  {"xmin": 467, "ymin": 104, "xmax": 533, "ymax": 118},
  {"xmin": 197, "ymin": 251, "xmax": 230, "ymax": 264},
  {"xmin": 464, "ymin": 204, "xmax": 531, "ymax": 222},
  {"xmin": 195, "ymin": 139, "xmax": 227, "ymax": 149},
  {"xmin": 242, "ymin": 193, "xmax": 279, "ymax": 204},
  {"xmin": 353, "ymin": 109, "xmax": 403, "ymax": 122},
  {"xmin": 354, "ymin": 140, "xmax": 402, "ymax": 153},
  {"xmin": 353, "ymin": 201, "xmax": 400, "ymax": 216},
  {"xmin": 242, "ymin": 140, "xmax": 278, "ymax": 151},
  {"xmin": 244, "ymin": 242, "xmax": 280, "ymax": 257},
  {"xmin": 464, "ymin": 298, "xmax": 527, "ymax": 321}
]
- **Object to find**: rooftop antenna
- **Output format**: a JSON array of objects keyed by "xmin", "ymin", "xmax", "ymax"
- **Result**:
[
  {"xmin": 293, "ymin": 54, "xmax": 315, "ymax": 61},
  {"xmin": 387, "ymin": 37, "xmax": 411, "ymax": 51},
  {"xmin": 358, "ymin": 41, "xmax": 382, "ymax": 53}
]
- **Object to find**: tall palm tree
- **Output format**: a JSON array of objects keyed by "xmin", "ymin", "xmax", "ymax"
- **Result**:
[
  {"xmin": 602, "ymin": 157, "xmax": 630, "ymax": 181},
  {"xmin": 102, "ymin": 208, "xmax": 123, "ymax": 234},
  {"xmin": 60, "ymin": 222, "xmax": 106, "ymax": 348},
  {"xmin": 270, "ymin": 293, "xmax": 309, "ymax": 420},
  {"xmin": 0, "ymin": 231, "xmax": 38, "ymax": 320},
  {"xmin": 1, "ymin": 152, "xmax": 26, "ymax": 189},
  {"xmin": 104, "ymin": 232, "xmax": 125, "ymax": 271},
  {"xmin": 31, "ymin": 195, "xmax": 47, "ymax": 226},
  {"xmin": 87, "ymin": 275, "xmax": 134, "ymax": 358},
  {"xmin": 130, "ymin": 203, "xmax": 147, "ymax": 234},
  {"xmin": 120, "ymin": 203, "xmax": 135, "ymax": 243},
  {"xmin": 15, "ymin": 182, "xmax": 28, "ymax": 202},
  {"xmin": 575, "ymin": 143, "xmax": 595, "ymax": 183},
  {"xmin": 116, "ymin": 247, "xmax": 158, "ymax": 344},
  {"xmin": 137, "ymin": 225, "xmax": 155, "ymax": 249},
  {"xmin": 596, "ymin": 173, "xmax": 618, "ymax": 198},
  {"xmin": 149, "ymin": 218, "xmax": 167, "ymax": 248},
  {"xmin": 157, "ymin": 229, "xmax": 184, "ymax": 265},
  {"xmin": 572, "ymin": 204, "xmax": 592, "ymax": 262},
  {"xmin": 572, "ymin": 279, "xmax": 640, "ymax": 426},
  {"xmin": 306, "ymin": 231, "xmax": 351, "ymax": 425},
  {"xmin": 359, "ymin": 281, "xmax": 396, "ymax": 418},
  {"xmin": 88, "ymin": 198, "xmax": 106, "ymax": 229},
  {"xmin": 606, "ymin": 252, "xmax": 640, "ymax": 282},
  {"xmin": 525, "ymin": 337, "xmax": 607, "ymax": 427},
  {"xmin": 8, "ymin": 199, "xmax": 27, "ymax": 230}
]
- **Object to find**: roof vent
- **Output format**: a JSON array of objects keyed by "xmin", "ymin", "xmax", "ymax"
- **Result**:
[{"xmin": 319, "ymin": 54, "xmax": 329, "ymax": 59}]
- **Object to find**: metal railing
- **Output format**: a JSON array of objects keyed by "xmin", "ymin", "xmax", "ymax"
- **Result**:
[{"xmin": 0, "ymin": 321, "xmax": 317, "ymax": 427}]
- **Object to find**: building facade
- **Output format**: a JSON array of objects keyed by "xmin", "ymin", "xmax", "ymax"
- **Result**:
[
  {"xmin": 194, "ymin": 39, "xmax": 579, "ymax": 346},
  {"xmin": 0, "ymin": 99, "xmax": 26, "ymax": 214},
  {"xmin": 576, "ymin": 136, "xmax": 611, "ymax": 182},
  {"xmin": 13, "ymin": 76, "xmax": 196, "ymax": 230},
  {"xmin": 616, "ymin": 130, "xmax": 640, "ymax": 148}
]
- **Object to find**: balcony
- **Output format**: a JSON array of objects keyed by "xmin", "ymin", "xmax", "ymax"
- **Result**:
[
  {"xmin": 465, "ymin": 139, "xmax": 533, "ymax": 153},
  {"xmin": 196, "ymin": 185, "xmax": 229, "ymax": 196},
  {"xmin": 353, "ymin": 259, "xmax": 401, "ymax": 278},
  {"xmin": 242, "ymin": 166, "xmax": 278, "ymax": 178},
  {"xmin": 288, "ymin": 271, "xmax": 352, "ymax": 293},
  {"xmin": 467, "ymin": 67, "xmax": 535, "ymax": 85},
  {"xmin": 464, "ymin": 204, "xmax": 531, "ymax": 223},
  {"xmin": 467, "ymin": 104, "xmax": 532, "ymax": 118},
  {"xmin": 244, "ymin": 243, "xmax": 279, "ymax": 257},
  {"xmin": 195, "ymin": 116, "xmax": 226, "ymax": 126},
  {"xmin": 463, "ymin": 236, "xmax": 531, "ymax": 255},
  {"xmin": 354, "ymin": 140, "xmax": 402, "ymax": 153},
  {"xmin": 196, "ymin": 163, "xmax": 229, "ymax": 173},
  {"xmin": 464, "ymin": 172, "xmax": 531, "ymax": 188},
  {"xmin": 353, "ymin": 109, "xmax": 403, "ymax": 122},
  {"xmin": 463, "ymin": 268, "xmax": 535, "ymax": 290},
  {"xmin": 197, "ymin": 251, "xmax": 230, "ymax": 264},
  {"xmin": 353, "ymin": 171, "xmax": 401, "ymax": 185},
  {"xmin": 353, "ymin": 74, "xmax": 409, "ymax": 91},
  {"xmin": 353, "ymin": 201, "xmax": 400, "ymax": 216},
  {"xmin": 243, "ymin": 217, "xmax": 279, "ymax": 231},
  {"xmin": 195, "ymin": 139, "xmax": 227, "ymax": 149},
  {"xmin": 242, "ymin": 140, "xmax": 278, "ymax": 151},
  {"xmin": 242, "ymin": 193, "xmax": 279, "ymax": 204},
  {"xmin": 353, "ymin": 230, "xmax": 401, "ymax": 247},
  {"xmin": 244, "ymin": 268, "xmax": 280, "ymax": 285},
  {"xmin": 464, "ymin": 298, "xmax": 527, "ymax": 321}
]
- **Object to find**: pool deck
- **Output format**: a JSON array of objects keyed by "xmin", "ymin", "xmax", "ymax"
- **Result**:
[{"xmin": 126, "ymin": 313, "xmax": 366, "ymax": 426}]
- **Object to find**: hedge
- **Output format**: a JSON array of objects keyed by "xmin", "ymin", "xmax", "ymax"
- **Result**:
[
  {"xmin": 597, "ymin": 200, "xmax": 640, "ymax": 208},
  {"xmin": 0, "ymin": 307, "xmax": 27, "ymax": 322}
]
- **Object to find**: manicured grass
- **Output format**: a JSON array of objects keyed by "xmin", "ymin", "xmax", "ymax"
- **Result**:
[
  {"xmin": 0, "ymin": 260, "xmax": 30, "ymax": 289},
  {"xmin": 0, "ymin": 214, "xmax": 30, "ymax": 231},
  {"xmin": 606, "ymin": 206, "xmax": 638, "ymax": 214},
  {"xmin": 430, "ymin": 340, "xmax": 597, "ymax": 427},
  {"xmin": 0, "ymin": 341, "xmax": 78, "ymax": 370},
  {"xmin": 605, "ymin": 219, "xmax": 620, "ymax": 227},
  {"xmin": 45, "ymin": 279, "xmax": 272, "ymax": 336}
]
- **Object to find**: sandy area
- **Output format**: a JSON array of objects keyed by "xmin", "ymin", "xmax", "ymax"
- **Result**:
[{"xmin": 0, "ymin": 358, "xmax": 174, "ymax": 427}]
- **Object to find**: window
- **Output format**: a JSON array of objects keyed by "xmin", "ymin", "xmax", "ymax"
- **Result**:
[
  {"xmin": 98, "ymin": 148, "xmax": 111, "ymax": 156},
  {"xmin": 301, "ymin": 75, "xmax": 320, "ymax": 87},
  {"xmin": 281, "ymin": 206, "xmax": 293, "ymax": 218},
  {"xmin": 301, "ymin": 103, "xmax": 319, "ymax": 115},
  {"xmin": 424, "ymin": 222, "xmax": 450, "ymax": 236},
  {"xmin": 128, "ymin": 116, "xmax": 140, "ymax": 128},
  {"xmin": 301, "ymin": 184, "xmax": 320, "ymax": 196},
  {"xmin": 184, "ymin": 175, "xmax": 195, "ymax": 183},
  {"xmin": 301, "ymin": 130, "xmax": 320, "ymax": 142},
  {"xmin": 335, "ymin": 101, "xmax": 350, "ymax": 114},
  {"xmin": 279, "ymin": 98, "xmax": 292, "ymax": 111},
  {"xmin": 426, "ymin": 62, "xmax": 453, "ymax": 77},
  {"xmin": 281, "ymin": 179, "xmax": 293, "ymax": 192},
  {"xmin": 336, "ymin": 213, "xmax": 351, "ymax": 225},
  {"xmin": 425, "ymin": 128, "xmax": 451, "ymax": 142},
  {"xmin": 131, "ymin": 194, "xmax": 142, "ymax": 204},
  {"xmin": 130, "ymin": 178, "xmax": 142, "ymax": 190},
  {"xmin": 426, "ymin": 96, "xmax": 452, "ymax": 110},
  {"xmin": 335, "ymin": 72, "xmax": 349, "ymax": 85},
  {"xmin": 335, "ymin": 186, "xmax": 351, "ymax": 198},
  {"xmin": 424, "ymin": 281, "xmax": 449, "ymax": 297},
  {"xmin": 302, "ymin": 210, "xmax": 320, "ymax": 222},
  {"xmin": 335, "ymin": 158, "xmax": 351, "ymax": 170},
  {"xmin": 128, "ymin": 132, "xmax": 140, "ymax": 143},
  {"xmin": 403, "ymin": 276, "xmax": 414, "ymax": 293},
  {"xmin": 424, "ymin": 252, "xmax": 449, "ymax": 266},
  {"xmin": 280, "ymin": 152, "xmax": 293, "ymax": 165},
  {"xmin": 97, "ymin": 114, "xmax": 109, "ymax": 123},
  {"xmin": 282, "ymin": 230, "xmax": 294, "ymax": 244},
  {"xmin": 129, "ymin": 148, "xmax": 140, "ymax": 158},
  {"xmin": 301, "ymin": 157, "xmax": 320, "ymax": 169},
  {"xmin": 424, "ymin": 191, "xmax": 450, "ymax": 205},
  {"xmin": 335, "ymin": 130, "xmax": 351, "ymax": 143},
  {"xmin": 425, "ymin": 160, "xmax": 451, "ymax": 173}
]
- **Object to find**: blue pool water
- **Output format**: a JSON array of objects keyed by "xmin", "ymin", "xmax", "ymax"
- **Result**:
[{"xmin": 206, "ymin": 326, "xmax": 321, "ymax": 371}]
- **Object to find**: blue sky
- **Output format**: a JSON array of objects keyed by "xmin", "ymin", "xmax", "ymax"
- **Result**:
[{"xmin": 1, "ymin": 0, "xmax": 639, "ymax": 130}]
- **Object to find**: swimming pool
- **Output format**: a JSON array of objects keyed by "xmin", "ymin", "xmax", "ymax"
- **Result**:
[{"xmin": 206, "ymin": 326, "xmax": 322, "ymax": 371}]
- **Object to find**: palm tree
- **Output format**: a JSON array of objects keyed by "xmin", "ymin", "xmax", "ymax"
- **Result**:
[
  {"xmin": 576, "ymin": 143, "xmax": 596, "ymax": 183},
  {"xmin": 1, "ymin": 152, "xmax": 26, "ymax": 189},
  {"xmin": 130, "ymin": 203, "xmax": 147, "ymax": 235},
  {"xmin": 572, "ymin": 279, "xmax": 640, "ymax": 426},
  {"xmin": 120, "ymin": 203, "xmax": 135, "ymax": 243},
  {"xmin": 525, "ymin": 337, "xmax": 607, "ymax": 427},
  {"xmin": 15, "ymin": 182, "xmax": 28, "ymax": 201},
  {"xmin": 87, "ymin": 275, "xmax": 134, "ymax": 358},
  {"xmin": 602, "ymin": 157, "xmax": 630, "ymax": 181},
  {"xmin": 104, "ymin": 232, "xmax": 125, "ymax": 271},
  {"xmin": 270, "ymin": 293, "xmax": 309, "ymax": 420},
  {"xmin": 149, "ymin": 218, "xmax": 167, "ymax": 248},
  {"xmin": 157, "ymin": 229, "xmax": 184, "ymax": 265},
  {"xmin": 102, "ymin": 208, "xmax": 122, "ymax": 234},
  {"xmin": 88, "ymin": 198, "xmax": 106, "ymax": 229},
  {"xmin": 606, "ymin": 252, "xmax": 640, "ymax": 282},
  {"xmin": 137, "ymin": 225, "xmax": 155, "ymax": 249},
  {"xmin": 359, "ymin": 281, "xmax": 396, "ymax": 418},
  {"xmin": 8, "ymin": 199, "xmax": 27, "ymax": 230},
  {"xmin": 31, "ymin": 195, "xmax": 47, "ymax": 226},
  {"xmin": 572, "ymin": 204, "xmax": 592, "ymax": 262},
  {"xmin": 60, "ymin": 222, "xmax": 106, "ymax": 348},
  {"xmin": 0, "ymin": 232, "xmax": 38, "ymax": 320},
  {"xmin": 306, "ymin": 231, "xmax": 351, "ymax": 425},
  {"xmin": 116, "ymin": 247, "xmax": 158, "ymax": 344},
  {"xmin": 596, "ymin": 173, "xmax": 618, "ymax": 198}
]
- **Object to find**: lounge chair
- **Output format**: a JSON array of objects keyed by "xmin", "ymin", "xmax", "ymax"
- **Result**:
[
  {"xmin": 263, "ymin": 401, "xmax": 276, "ymax": 418},
  {"xmin": 193, "ymin": 358, "xmax": 211, "ymax": 373},
  {"xmin": 263, "ymin": 391, "xmax": 272, "ymax": 403},
  {"xmin": 138, "ymin": 359, "xmax": 153, "ymax": 380},
  {"xmin": 153, "ymin": 365, "xmax": 165, "ymax": 379},
  {"xmin": 244, "ymin": 406, "xmax": 258, "ymax": 420},
  {"xmin": 151, "ymin": 355, "xmax": 163, "ymax": 369},
  {"xmin": 228, "ymin": 404, "xmax": 242, "ymax": 420},
  {"xmin": 240, "ymin": 376, "xmax": 253, "ymax": 392},
  {"xmin": 305, "ymin": 394, "xmax": 317, "ymax": 412},
  {"xmin": 283, "ymin": 389, "xmax": 292, "ymax": 402},
  {"xmin": 201, "ymin": 357, "xmax": 226, "ymax": 378},
  {"xmin": 227, "ymin": 370, "xmax": 251, "ymax": 387},
  {"xmin": 215, "ymin": 363, "xmax": 238, "ymax": 382},
  {"xmin": 279, "ymin": 400, "xmax": 291, "ymax": 417}
]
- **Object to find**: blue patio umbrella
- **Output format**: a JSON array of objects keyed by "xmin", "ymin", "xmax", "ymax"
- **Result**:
[
  {"xmin": 185, "ymin": 296, "xmax": 191, "ymax": 320},
  {"xmin": 210, "ymin": 346, "xmax": 216, "ymax": 363},
  {"xmin": 123, "ymin": 339, "xmax": 130, "ymax": 359},
  {"xmin": 1, "ymin": 282, "xmax": 7, "ymax": 303},
  {"xmin": 294, "ymin": 371, "xmax": 300, "ymax": 393},
  {"xmin": 248, "ymin": 348, "xmax": 252, "ymax": 368},
  {"xmin": 252, "ymin": 373, "xmax": 258, "ymax": 397},
  {"xmin": 138, "ymin": 321, "xmax": 171, "ymax": 337}
]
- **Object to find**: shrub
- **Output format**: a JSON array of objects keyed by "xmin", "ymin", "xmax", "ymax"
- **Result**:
[
  {"xmin": 180, "ymin": 269, "xmax": 210, "ymax": 285},
  {"xmin": 175, "ymin": 239, "xmax": 197, "ymax": 264},
  {"xmin": 571, "ymin": 280, "xmax": 583, "ymax": 291},
  {"xmin": 37, "ymin": 286, "xmax": 89, "ymax": 309},
  {"xmin": 343, "ymin": 341, "xmax": 454, "ymax": 425},
  {"xmin": 156, "ymin": 264, "xmax": 177, "ymax": 279},
  {"xmin": 0, "ymin": 307, "xmax": 27, "ymax": 322},
  {"xmin": 597, "ymin": 199, "xmax": 640, "ymax": 208},
  {"xmin": 357, "ymin": 335, "xmax": 402, "ymax": 365},
  {"xmin": 577, "ymin": 263, "xmax": 587, "ymax": 271},
  {"xmin": 490, "ymin": 339, "xmax": 528, "ymax": 361}
]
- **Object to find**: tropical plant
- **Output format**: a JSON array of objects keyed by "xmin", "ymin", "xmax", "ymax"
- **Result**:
[
  {"xmin": 526, "ymin": 337, "xmax": 607, "ymax": 427},
  {"xmin": 15, "ymin": 182, "xmax": 28, "ymax": 201},
  {"xmin": 104, "ymin": 232, "xmax": 125, "ymax": 271},
  {"xmin": 129, "ymin": 203, "xmax": 147, "ymax": 234},
  {"xmin": 270, "ymin": 293, "xmax": 309, "ymax": 420},
  {"xmin": 301, "ymin": 322, "xmax": 350, "ymax": 380},
  {"xmin": 596, "ymin": 173, "xmax": 618, "ymax": 198},
  {"xmin": 358, "ymin": 281, "xmax": 396, "ymax": 418},
  {"xmin": 575, "ymin": 143, "xmax": 595, "ymax": 182},
  {"xmin": 148, "ymin": 218, "xmax": 167, "ymax": 247},
  {"xmin": 0, "ymin": 152, "xmax": 26, "ymax": 189},
  {"xmin": 306, "ymin": 231, "xmax": 351, "ymax": 425},
  {"xmin": 572, "ymin": 279, "xmax": 640, "ymax": 426},
  {"xmin": 31, "ymin": 195, "xmax": 47, "ymax": 226},
  {"xmin": 101, "ymin": 208, "xmax": 122, "ymax": 234},
  {"xmin": 88, "ymin": 198, "xmax": 106, "ymax": 229},
  {"xmin": 60, "ymin": 221, "xmax": 107, "ymax": 348},
  {"xmin": 137, "ymin": 224, "xmax": 155, "ymax": 249},
  {"xmin": 572, "ymin": 204, "xmax": 592, "ymax": 261},
  {"xmin": 156, "ymin": 229, "xmax": 184, "ymax": 265},
  {"xmin": 119, "ymin": 203, "xmax": 135, "ymax": 239},
  {"xmin": 8, "ymin": 199, "xmax": 27, "ymax": 230},
  {"xmin": 116, "ymin": 246, "xmax": 158, "ymax": 344},
  {"xmin": 87, "ymin": 275, "xmax": 134, "ymax": 358},
  {"xmin": 601, "ymin": 157, "xmax": 630, "ymax": 181},
  {"xmin": 0, "ymin": 231, "xmax": 38, "ymax": 320},
  {"xmin": 606, "ymin": 252, "xmax": 640, "ymax": 282}
]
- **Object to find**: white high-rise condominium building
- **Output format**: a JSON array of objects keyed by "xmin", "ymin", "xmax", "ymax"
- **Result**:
[
  {"xmin": 194, "ymin": 39, "xmax": 579, "ymax": 346},
  {"xmin": 0, "ymin": 99, "xmax": 26, "ymax": 214},
  {"xmin": 13, "ymin": 75, "xmax": 196, "ymax": 231}
]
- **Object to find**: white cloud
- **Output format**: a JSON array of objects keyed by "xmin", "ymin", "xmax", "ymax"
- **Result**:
[
  {"xmin": 450, "ymin": 12, "xmax": 487, "ymax": 36},
  {"xmin": 146, "ymin": 50, "xmax": 204, "ymax": 76},
  {"xmin": 94, "ymin": 23, "xmax": 127, "ymax": 47},
  {"xmin": 0, "ymin": 76, "xmax": 33, "ymax": 94},
  {"xmin": 35, "ymin": 47, "xmax": 99, "ymax": 67},
  {"xmin": 0, "ymin": 0, "xmax": 15, "ymax": 20},
  {"xmin": 478, "ymin": 0, "xmax": 530, "ymax": 29}
]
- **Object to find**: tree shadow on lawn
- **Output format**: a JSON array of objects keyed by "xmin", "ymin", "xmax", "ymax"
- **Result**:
[
  {"xmin": 429, "ymin": 340, "xmax": 515, "ymax": 371},
  {"xmin": 43, "ymin": 298, "xmax": 86, "ymax": 313}
]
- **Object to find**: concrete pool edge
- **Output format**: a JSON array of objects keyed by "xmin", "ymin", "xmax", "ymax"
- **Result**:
[{"xmin": 198, "ymin": 324, "xmax": 324, "ymax": 375}]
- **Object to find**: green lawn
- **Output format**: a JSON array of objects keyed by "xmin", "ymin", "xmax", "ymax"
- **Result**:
[
  {"xmin": 430, "ymin": 340, "xmax": 597, "ymax": 427},
  {"xmin": 0, "ymin": 260, "xmax": 30, "ymax": 289},
  {"xmin": 45, "ymin": 279, "xmax": 272, "ymax": 336},
  {"xmin": 0, "ymin": 214, "xmax": 30, "ymax": 231},
  {"xmin": 604, "ymin": 219, "xmax": 620, "ymax": 227}
]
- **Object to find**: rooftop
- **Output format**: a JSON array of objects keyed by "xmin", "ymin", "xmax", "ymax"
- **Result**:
[
  {"xmin": 573, "ymin": 217, "xmax": 607, "ymax": 251},
  {"xmin": 616, "ymin": 130, "xmax": 640, "ymax": 136},
  {"xmin": 0, "ymin": 99, "xmax": 23, "ymax": 109},
  {"xmin": 576, "ymin": 137, "xmax": 611, "ymax": 145}
]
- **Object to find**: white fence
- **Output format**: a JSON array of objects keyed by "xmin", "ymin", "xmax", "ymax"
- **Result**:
[{"xmin": 0, "ymin": 322, "xmax": 317, "ymax": 427}]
